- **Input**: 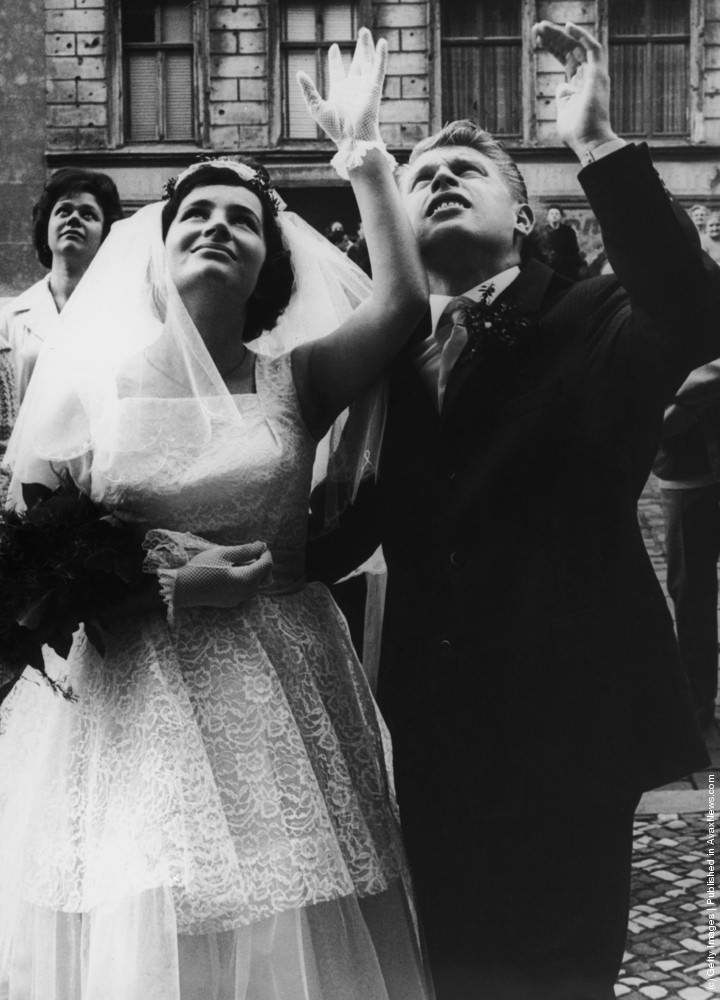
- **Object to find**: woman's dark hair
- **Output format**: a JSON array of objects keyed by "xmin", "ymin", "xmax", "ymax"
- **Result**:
[
  {"xmin": 32, "ymin": 168, "xmax": 124, "ymax": 268},
  {"xmin": 160, "ymin": 159, "xmax": 294, "ymax": 342}
]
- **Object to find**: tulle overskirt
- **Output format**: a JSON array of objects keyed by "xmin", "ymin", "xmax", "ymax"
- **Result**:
[{"xmin": 3, "ymin": 886, "xmax": 428, "ymax": 1000}]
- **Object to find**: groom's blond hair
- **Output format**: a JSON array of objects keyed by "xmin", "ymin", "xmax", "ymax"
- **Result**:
[{"xmin": 407, "ymin": 120, "xmax": 529, "ymax": 205}]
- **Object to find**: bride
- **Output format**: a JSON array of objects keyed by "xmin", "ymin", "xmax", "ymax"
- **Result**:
[{"xmin": 0, "ymin": 31, "xmax": 432, "ymax": 1000}]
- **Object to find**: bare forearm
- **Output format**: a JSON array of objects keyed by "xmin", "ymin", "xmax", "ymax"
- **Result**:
[
  {"xmin": 349, "ymin": 150, "xmax": 427, "ymax": 327},
  {"xmin": 293, "ymin": 28, "xmax": 428, "ymax": 430},
  {"xmin": 300, "ymin": 152, "xmax": 426, "ymax": 423}
]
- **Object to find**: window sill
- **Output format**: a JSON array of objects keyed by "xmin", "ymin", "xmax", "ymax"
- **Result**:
[
  {"xmin": 47, "ymin": 139, "xmax": 720, "ymax": 173},
  {"xmin": 509, "ymin": 140, "xmax": 720, "ymax": 162},
  {"xmin": 46, "ymin": 146, "xmax": 204, "ymax": 168}
]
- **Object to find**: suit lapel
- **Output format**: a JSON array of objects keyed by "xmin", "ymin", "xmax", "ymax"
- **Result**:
[{"xmin": 441, "ymin": 260, "xmax": 559, "ymax": 419}]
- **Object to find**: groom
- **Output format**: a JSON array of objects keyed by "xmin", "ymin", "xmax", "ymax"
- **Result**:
[{"xmin": 309, "ymin": 20, "xmax": 718, "ymax": 1000}]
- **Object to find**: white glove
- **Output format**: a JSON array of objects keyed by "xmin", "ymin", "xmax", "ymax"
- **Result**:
[
  {"xmin": 172, "ymin": 541, "xmax": 273, "ymax": 610},
  {"xmin": 297, "ymin": 27, "xmax": 395, "ymax": 179}
]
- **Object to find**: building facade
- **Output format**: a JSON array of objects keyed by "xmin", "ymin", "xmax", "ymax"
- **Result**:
[{"xmin": 2, "ymin": 0, "xmax": 720, "ymax": 293}]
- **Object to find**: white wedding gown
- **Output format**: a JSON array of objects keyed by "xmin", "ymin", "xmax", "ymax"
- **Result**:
[{"xmin": 0, "ymin": 353, "xmax": 432, "ymax": 1000}]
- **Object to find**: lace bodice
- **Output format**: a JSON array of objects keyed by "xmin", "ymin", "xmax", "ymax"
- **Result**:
[{"xmin": 104, "ymin": 352, "xmax": 316, "ymax": 588}]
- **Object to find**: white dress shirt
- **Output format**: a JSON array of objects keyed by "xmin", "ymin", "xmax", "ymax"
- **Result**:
[{"xmin": 412, "ymin": 265, "xmax": 520, "ymax": 409}]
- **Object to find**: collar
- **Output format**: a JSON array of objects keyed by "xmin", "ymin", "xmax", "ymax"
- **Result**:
[
  {"xmin": 6, "ymin": 274, "xmax": 54, "ymax": 314},
  {"xmin": 1, "ymin": 275, "xmax": 60, "ymax": 345},
  {"xmin": 429, "ymin": 265, "xmax": 520, "ymax": 336}
]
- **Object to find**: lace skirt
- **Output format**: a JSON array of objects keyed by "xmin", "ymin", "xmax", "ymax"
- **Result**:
[{"xmin": 0, "ymin": 584, "xmax": 432, "ymax": 1000}]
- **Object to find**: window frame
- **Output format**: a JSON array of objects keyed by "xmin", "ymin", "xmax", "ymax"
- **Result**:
[
  {"xmin": 110, "ymin": 0, "xmax": 209, "ymax": 148},
  {"xmin": 430, "ymin": 0, "xmax": 536, "ymax": 144},
  {"xmin": 597, "ymin": 0, "xmax": 704, "ymax": 144},
  {"xmin": 270, "ymin": 0, "xmax": 372, "ymax": 146}
]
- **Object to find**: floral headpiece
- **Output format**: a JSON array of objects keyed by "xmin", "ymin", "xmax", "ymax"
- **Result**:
[{"xmin": 163, "ymin": 157, "xmax": 286, "ymax": 216}]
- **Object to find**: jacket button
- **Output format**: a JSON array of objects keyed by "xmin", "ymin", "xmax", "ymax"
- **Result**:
[
  {"xmin": 450, "ymin": 550, "xmax": 461, "ymax": 567},
  {"xmin": 439, "ymin": 639, "xmax": 453, "ymax": 655},
  {"xmin": 448, "ymin": 470, "xmax": 457, "ymax": 482}
]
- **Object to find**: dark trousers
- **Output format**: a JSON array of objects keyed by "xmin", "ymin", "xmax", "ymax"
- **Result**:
[
  {"xmin": 661, "ymin": 484, "xmax": 720, "ymax": 720},
  {"xmin": 401, "ymin": 787, "xmax": 640, "ymax": 1000}
]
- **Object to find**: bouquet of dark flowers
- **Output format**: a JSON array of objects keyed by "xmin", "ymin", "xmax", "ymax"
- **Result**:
[{"xmin": 0, "ymin": 473, "xmax": 147, "ymax": 705}]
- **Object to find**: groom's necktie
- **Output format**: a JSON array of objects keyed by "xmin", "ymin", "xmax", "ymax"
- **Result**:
[{"xmin": 435, "ymin": 295, "xmax": 476, "ymax": 408}]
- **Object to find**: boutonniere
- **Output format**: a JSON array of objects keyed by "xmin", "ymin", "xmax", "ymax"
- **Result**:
[{"xmin": 465, "ymin": 298, "xmax": 535, "ymax": 357}]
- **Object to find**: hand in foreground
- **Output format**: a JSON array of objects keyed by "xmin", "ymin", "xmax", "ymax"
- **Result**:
[
  {"xmin": 532, "ymin": 21, "xmax": 618, "ymax": 158},
  {"xmin": 296, "ymin": 26, "xmax": 387, "ymax": 148},
  {"xmin": 174, "ymin": 541, "xmax": 273, "ymax": 610}
]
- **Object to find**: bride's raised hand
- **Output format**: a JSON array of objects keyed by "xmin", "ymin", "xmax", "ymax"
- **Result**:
[
  {"xmin": 296, "ymin": 27, "xmax": 387, "ymax": 161},
  {"xmin": 289, "ymin": 26, "xmax": 425, "ymax": 437}
]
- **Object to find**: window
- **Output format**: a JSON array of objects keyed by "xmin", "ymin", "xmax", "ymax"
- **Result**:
[
  {"xmin": 608, "ymin": 0, "xmax": 689, "ymax": 137},
  {"xmin": 441, "ymin": 0, "xmax": 522, "ymax": 136},
  {"xmin": 280, "ymin": 1, "xmax": 358, "ymax": 139},
  {"xmin": 122, "ymin": 0, "xmax": 195, "ymax": 142}
]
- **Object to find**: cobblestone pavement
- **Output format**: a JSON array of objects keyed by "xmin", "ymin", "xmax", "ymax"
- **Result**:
[
  {"xmin": 616, "ymin": 807, "xmax": 717, "ymax": 998},
  {"xmin": 616, "ymin": 477, "xmax": 719, "ymax": 997}
]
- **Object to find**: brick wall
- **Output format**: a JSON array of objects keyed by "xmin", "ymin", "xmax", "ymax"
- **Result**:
[
  {"xmin": 0, "ymin": 0, "xmax": 47, "ymax": 295},
  {"xmin": 35, "ymin": 0, "xmax": 720, "ymax": 155},
  {"xmin": 209, "ymin": 1, "xmax": 269, "ymax": 148},
  {"xmin": 45, "ymin": 0, "xmax": 109, "ymax": 151},
  {"xmin": 205, "ymin": 0, "xmax": 432, "ymax": 151},
  {"xmin": 704, "ymin": 0, "xmax": 720, "ymax": 145},
  {"xmin": 41, "ymin": 0, "xmax": 433, "ymax": 154},
  {"xmin": 376, "ymin": 0, "xmax": 429, "ymax": 147}
]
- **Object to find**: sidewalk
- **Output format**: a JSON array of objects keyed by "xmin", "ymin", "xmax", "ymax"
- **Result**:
[
  {"xmin": 617, "ymin": 802, "xmax": 716, "ymax": 998},
  {"xmin": 613, "ymin": 478, "xmax": 718, "ymax": 998}
]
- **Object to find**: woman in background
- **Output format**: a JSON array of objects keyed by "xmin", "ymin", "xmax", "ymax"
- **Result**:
[{"xmin": 0, "ymin": 167, "xmax": 123, "ymax": 403}]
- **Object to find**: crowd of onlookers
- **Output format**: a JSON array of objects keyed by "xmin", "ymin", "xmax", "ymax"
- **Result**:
[
  {"xmin": 324, "ymin": 218, "xmax": 372, "ymax": 276},
  {"xmin": 690, "ymin": 201, "xmax": 720, "ymax": 264}
]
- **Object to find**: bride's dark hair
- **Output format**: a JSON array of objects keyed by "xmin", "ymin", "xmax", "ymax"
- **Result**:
[{"xmin": 161, "ymin": 159, "xmax": 294, "ymax": 342}]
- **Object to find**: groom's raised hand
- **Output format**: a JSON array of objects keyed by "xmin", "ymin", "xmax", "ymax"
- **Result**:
[{"xmin": 532, "ymin": 21, "xmax": 620, "ymax": 161}]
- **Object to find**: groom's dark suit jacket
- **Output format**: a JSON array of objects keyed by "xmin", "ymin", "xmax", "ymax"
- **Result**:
[{"xmin": 310, "ymin": 145, "xmax": 715, "ymax": 838}]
